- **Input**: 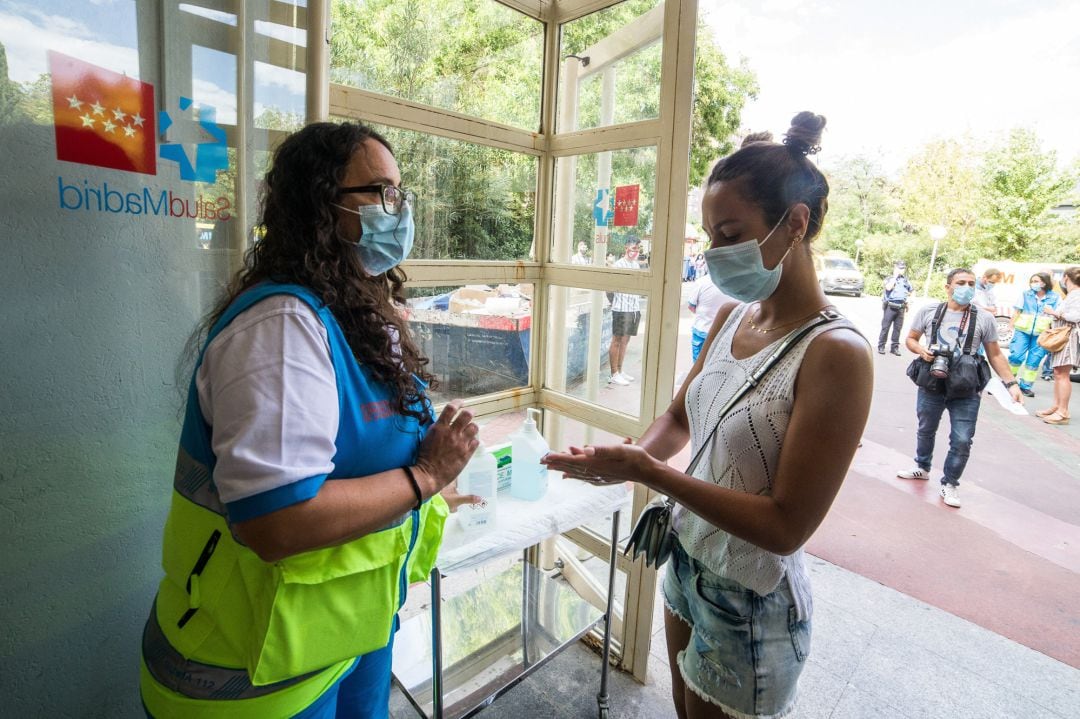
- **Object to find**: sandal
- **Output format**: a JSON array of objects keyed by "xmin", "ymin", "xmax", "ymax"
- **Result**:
[
  {"xmin": 1036, "ymin": 407, "xmax": 1060, "ymax": 418},
  {"xmin": 1043, "ymin": 413, "xmax": 1070, "ymax": 425}
]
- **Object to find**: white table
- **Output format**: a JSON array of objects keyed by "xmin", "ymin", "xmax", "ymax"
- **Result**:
[{"xmin": 392, "ymin": 476, "xmax": 630, "ymax": 719}]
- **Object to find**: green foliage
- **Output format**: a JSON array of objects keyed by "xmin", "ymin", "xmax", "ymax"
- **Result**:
[
  {"xmin": 330, "ymin": 0, "xmax": 756, "ymax": 260},
  {"xmin": 978, "ymin": 128, "xmax": 1076, "ymax": 260},
  {"xmin": 688, "ymin": 26, "xmax": 758, "ymax": 187},
  {"xmin": 0, "ymin": 43, "xmax": 22, "ymax": 125},
  {"xmin": 899, "ymin": 138, "xmax": 980, "ymax": 246},
  {"xmin": 821, "ymin": 154, "xmax": 900, "ymax": 252}
]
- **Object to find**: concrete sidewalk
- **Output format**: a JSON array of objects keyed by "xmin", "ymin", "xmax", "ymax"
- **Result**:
[{"xmin": 389, "ymin": 554, "xmax": 1080, "ymax": 718}]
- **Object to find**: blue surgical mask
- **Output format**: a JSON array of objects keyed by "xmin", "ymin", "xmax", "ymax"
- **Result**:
[
  {"xmin": 953, "ymin": 285, "xmax": 975, "ymax": 306},
  {"xmin": 704, "ymin": 210, "xmax": 794, "ymax": 302},
  {"xmin": 334, "ymin": 202, "xmax": 415, "ymax": 275},
  {"xmin": 1030, "ymin": 282, "xmax": 1043, "ymax": 292}
]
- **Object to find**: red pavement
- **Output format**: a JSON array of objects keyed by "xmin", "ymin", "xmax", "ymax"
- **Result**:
[{"xmin": 807, "ymin": 350, "xmax": 1080, "ymax": 669}]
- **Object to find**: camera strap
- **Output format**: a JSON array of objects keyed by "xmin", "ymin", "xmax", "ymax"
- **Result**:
[{"xmin": 930, "ymin": 303, "xmax": 977, "ymax": 355}]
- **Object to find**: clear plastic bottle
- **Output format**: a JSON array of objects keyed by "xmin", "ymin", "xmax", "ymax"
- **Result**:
[
  {"xmin": 510, "ymin": 408, "xmax": 549, "ymax": 501},
  {"xmin": 457, "ymin": 442, "xmax": 498, "ymax": 530}
]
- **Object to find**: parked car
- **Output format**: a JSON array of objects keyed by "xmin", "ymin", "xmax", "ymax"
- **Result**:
[{"xmin": 815, "ymin": 253, "xmax": 864, "ymax": 297}]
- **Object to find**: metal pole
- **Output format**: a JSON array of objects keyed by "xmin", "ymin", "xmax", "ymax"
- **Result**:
[
  {"xmin": 923, "ymin": 236, "xmax": 940, "ymax": 298},
  {"xmin": 431, "ymin": 568, "xmax": 444, "ymax": 719},
  {"xmin": 305, "ymin": 0, "xmax": 330, "ymax": 123},
  {"xmin": 597, "ymin": 510, "xmax": 620, "ymax": 717}
]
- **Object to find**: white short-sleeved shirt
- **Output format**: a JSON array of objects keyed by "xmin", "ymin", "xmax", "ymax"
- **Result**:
[
  {"xmin": 196, "ymin": 295, "xmax": 339, "ymax": 507},
  {"xmin": 688, "ymin": 277, "xmax": 730, "ymax": 334},
  {"xmin": 611, "ymin": 256, "xmax": 641, "ymax": 312}
]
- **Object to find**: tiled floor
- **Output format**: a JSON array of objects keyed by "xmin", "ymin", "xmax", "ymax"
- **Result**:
[{"xmin": 390, "ymin": 555, "xmax": 1080, "ymax": 719}]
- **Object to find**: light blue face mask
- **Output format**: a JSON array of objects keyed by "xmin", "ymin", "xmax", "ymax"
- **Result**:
[
  {"xmin": 952, "ymin": 285, "xmax": 975, "ymax": 306},
  {"xmin": 334, "ymin": 201, "xmax": 415, "ymax": 276},
  {"xmin": 704, "ymin": 210, "xmax": 794, "ymax": 302}
]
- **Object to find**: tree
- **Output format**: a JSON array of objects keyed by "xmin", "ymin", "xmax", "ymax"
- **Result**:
[
  {"xmin": 821, "ymin": 153, "xmax": 900, "ymax": 253},
  {"xmin": 329, "ymin": 0, "xmax": 757, "ymax": 260},
  {"xmin": 687, "ymin": 26, "xmax": 757, "ymax": 187},
  {"xmin": 0, "ymin": 43, "xmax": 23, "ymax": 125},
  {"xmin": 978, "ymin": 128, "xmax": 1075, "ymax": 260},
  {"xmin": 899, "ymin": 138, "xmax": 980, "ymax": 252}
]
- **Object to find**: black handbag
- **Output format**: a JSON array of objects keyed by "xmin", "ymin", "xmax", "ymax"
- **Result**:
[{"xmin": 623, "ymin": 309, "xmax": 844, "ymax": 568}]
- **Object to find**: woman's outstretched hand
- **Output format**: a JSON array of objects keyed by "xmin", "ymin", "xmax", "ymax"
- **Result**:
[{"xmin": 541, "ymin": 438, "xmax": 657, "ymax": 487}]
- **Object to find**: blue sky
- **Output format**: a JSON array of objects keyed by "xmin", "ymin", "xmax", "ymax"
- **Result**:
[{"xmin": 703, "ymin": 0, "xmax": 1080, "ymax": 173}]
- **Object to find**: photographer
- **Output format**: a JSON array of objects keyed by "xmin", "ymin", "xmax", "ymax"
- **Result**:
[{"xmin": 897, "ymin": 268, "xmax": 1022, "ymax": 508}]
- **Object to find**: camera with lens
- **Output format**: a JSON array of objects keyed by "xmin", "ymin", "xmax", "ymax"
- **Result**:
[{"xmin": 927, "ymin": 344, "xmax": 953, "ymax": 379}]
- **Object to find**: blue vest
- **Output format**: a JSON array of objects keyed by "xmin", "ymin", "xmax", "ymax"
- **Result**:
[{"xmin": 181, "ymin": 282, "xmax": 433, "ymax": 523}]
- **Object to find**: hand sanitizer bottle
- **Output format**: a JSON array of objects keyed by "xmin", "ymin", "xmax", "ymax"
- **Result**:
[
  {"xmin": 510, "ymin": 408, "xmax": 549, "ymax": 501},
  {"xmin": 457, "ymin": 442, "xmax": 497, "ymax": 530}
]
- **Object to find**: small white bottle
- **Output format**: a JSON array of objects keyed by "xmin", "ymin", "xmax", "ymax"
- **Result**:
[
  {"xmin": 457, "ymin": 442, "xmax": 498, "ymax": 530},
  {"xmin": 510, "ymin": 408, "xmax": 549, "ymax": 501}
]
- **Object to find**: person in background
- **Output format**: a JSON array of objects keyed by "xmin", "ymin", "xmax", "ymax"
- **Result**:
[
  {"xmin": 608, "ymin": 239, "xmax": 642, "ymax": 386},
  {"xmin": 545, "ymin": 112, "xmax": 873, "ymax": 719},
  {"xmin": 972, "ymin": 267, "xmax": 1003, "ymax": 315},
  {"xmin": 687, "ymin": 266, "xmax": 730, "ymax": 362},
  {"xmin": 139, "ymin": 122, "xmax": 479, "ymax": 719},
  {"xmin": 571, "ymin": 241, "xmax": 590, "ymax": 265},
  {"xmin": 897, "ymin": 268, "xmax": 1023, "ymax": 508},
  {"xmin": 878, "ymin": 260, "xmax": 913, "ymax": 355},
  {"xmin": 693, "ymin": 253, "xmax": 706, "ymax": 280},
  {"xmin": 1036, "ymin": 266, "xmax": 1080, "ymax": 425},
  {"xmin": 1008, "ymin": 272, "xmax": 1060, "ymax": 397}
]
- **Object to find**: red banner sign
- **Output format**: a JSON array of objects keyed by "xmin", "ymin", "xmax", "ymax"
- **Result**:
[{"xmin": 613, "ymin": 184, "xmax": 639, "ymax": 226}]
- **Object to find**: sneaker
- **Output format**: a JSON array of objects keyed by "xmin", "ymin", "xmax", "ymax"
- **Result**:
[
  {"xmin": 1021, "ymin": 387, "xmax": 1035, "ymax": 398},
  {"xmin": 877, "ymin": 347, "xmax": 886, "ymax": 355},
  {"xmin": 891, "ymin": 349, "xmax": 903, "ymax": 356},
  {"xmin": 608, "ymin": 373, "xmax": 630, "ymax": 386},
  {"xmin": 940, "ymin": 484, "xmax": 961, "ymax": 507},
  {"xmin": 897, "ymin": 468, "xmax": 930, "ymax": 480},
  {"xmin": 620, "ymin": 372, "xmax": 635, "ymax": 382}
]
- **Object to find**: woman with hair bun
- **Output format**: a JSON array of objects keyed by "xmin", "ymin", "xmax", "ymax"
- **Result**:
[{"xmin": 544, "ymin": 112, "xmax": 873, "ymax": 718}]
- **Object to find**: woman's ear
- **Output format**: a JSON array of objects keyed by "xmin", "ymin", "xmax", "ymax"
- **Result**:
[{"xmin": 786, "ymin": 203, "xmax": 811, "ymax": 241}]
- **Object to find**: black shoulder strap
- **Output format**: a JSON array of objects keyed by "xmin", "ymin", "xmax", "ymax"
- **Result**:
[
  {"xmin": 684, "ymin": 309, "xmax": 843, "ymax": 478},
  {"xmin": 930, "ymin": 302, "xmax": 948, "ymax": 344},
  {"xmin": 962, "ymin": 306, "xmax": 978, "ymax": 354}
]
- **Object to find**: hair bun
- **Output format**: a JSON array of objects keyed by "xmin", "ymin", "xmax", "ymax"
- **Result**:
[
  {"xmin": 740, "ymin": 130, "xmax": 774, "ymax": 148},
  {"xmin": 783, "ymin": 111, "xmax": 826, "ymax": 155}
]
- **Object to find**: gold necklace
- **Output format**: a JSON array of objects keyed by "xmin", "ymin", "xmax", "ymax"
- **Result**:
[{"xmin": 746, "ymin": 304, "xmax": 833, "ymax": 334}]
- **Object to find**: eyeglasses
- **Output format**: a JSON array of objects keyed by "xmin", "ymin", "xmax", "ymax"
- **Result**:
[{"xmin": 337, "ymin": 184, "xmax": 416, "ymax": 215}]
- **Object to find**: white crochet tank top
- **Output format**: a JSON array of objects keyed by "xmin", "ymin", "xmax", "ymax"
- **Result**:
[{"xmin": 674, "ymin": 303, "xmax": 858, "ymax": 621}]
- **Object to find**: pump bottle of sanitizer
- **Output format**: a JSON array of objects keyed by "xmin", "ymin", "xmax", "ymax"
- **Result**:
[{"xmin": 510, "ymin": 408, "xmax": 549, "ymax": 501}]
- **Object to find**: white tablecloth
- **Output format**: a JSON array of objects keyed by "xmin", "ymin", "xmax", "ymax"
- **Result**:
[{"xmin": 437, "ymin": 475, "xmax": 631, "ymax": 574}]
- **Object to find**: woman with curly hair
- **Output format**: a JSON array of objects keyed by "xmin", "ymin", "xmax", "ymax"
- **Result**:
[{"xmin": 140, "ymin": 122, "xmax": 479, "ymax": 719}]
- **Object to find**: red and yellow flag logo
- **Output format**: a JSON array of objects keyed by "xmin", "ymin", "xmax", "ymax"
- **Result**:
[{"xmin": 49, "ymin": 51, "xmax": 156, "ymax": 175}]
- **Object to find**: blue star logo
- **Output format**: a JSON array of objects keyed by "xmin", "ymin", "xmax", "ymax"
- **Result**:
[{"xmin": 158, "ymin": 97, "xmax": 228, "ymax": 184}]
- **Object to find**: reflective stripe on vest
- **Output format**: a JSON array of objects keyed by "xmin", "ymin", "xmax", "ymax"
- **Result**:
[{"xmin": 143, "ymin": 599, "xmax": 325, "ymax": 701}]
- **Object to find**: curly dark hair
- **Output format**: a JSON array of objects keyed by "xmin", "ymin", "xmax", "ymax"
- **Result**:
[{"xmin": 189, "ymin": 121, "xmax": 435, "ymax": 424}]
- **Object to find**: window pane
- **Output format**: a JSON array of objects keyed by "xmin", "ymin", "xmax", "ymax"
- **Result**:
[
  {"xmin": 407, "ymin": 283, "xmax": 533, "ymax": 404},
  {"xmin": 352, "ymin": 122, "xmax": 538, "ymax": 261},
  {"xmin": 558, "ymin": 0, "xmax": 664, "ymax": 132},
  {"xmin": 551, "ymin": 146, "xmax": 657, "ymax": 267},
  {"xmin": 545, "ymin": 286, "xmax": 646, "ymax": 418},
  {"xmin": 330, "ymin": 0, "xmax": 543, "ymax": 130}
]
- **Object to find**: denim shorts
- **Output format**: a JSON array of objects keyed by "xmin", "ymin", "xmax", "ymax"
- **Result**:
[{"xmin": 662, "ymin": 541, "xmax": 810, "ymax": 719}]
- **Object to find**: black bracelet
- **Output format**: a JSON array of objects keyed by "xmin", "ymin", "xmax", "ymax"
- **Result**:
[
  {"xmin": 1003, "ymin": 380, "xmax": 1018, "ymax": 389},
  {"xmin": 402, "ymin": 465, "xmax": 423, "ymax": 511}
]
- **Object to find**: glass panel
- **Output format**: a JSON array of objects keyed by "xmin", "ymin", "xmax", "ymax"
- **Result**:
[
  {"xmin": 352, "ymin": 122, "xmax": 538, "ymax": 261},
  {"xmin": 330, "ymin": 0, "xmax": 543, "ymax": 130},
  {"xmin": 551, "ymin": 145, "xmax": 657, "ymax": 267},
  {"xmin": 545, "ymin": 286, "xmax": 646, "ymax": 418},
  {"xmin": 392, "ymin": 562, "xmax": 603, "ymax": 717},
  {"xmin": 558, "ymin": 0, "xmax": 664, "ymax": 132},
  {"xmin": 406, "ymin": 283, "xmax": 532, "ymax": 404}
]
